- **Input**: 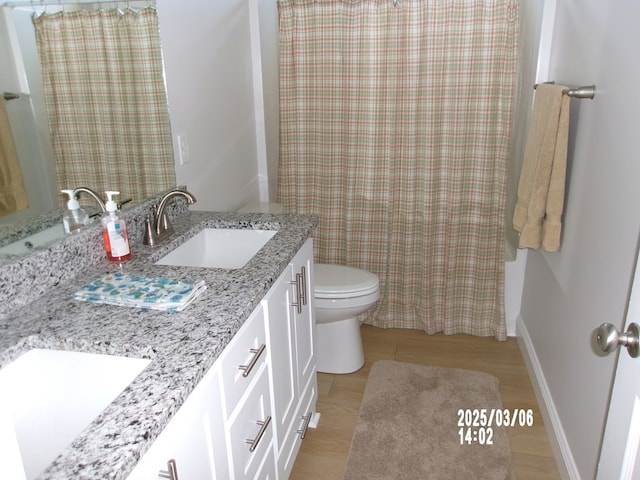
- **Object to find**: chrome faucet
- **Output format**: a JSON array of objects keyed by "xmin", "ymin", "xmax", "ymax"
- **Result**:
[
  {"xmin": 72, "ymin": 187, "xmax": 132, "ymax": 217},
  {"xmin": 72, "ymin": 187, "xmax": 106, "ymax": 213},
  {"xmin": 143, "ymin": 188, "xmax": 197, "ymax": 246}
]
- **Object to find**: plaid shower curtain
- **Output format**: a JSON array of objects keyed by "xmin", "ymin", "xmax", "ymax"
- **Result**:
[
  {"xmin": 33, "ymin": 7, "xmax": 175, "ymax": 204},
  {"xmin": 277, "ymin": 0, "xmax": 518, "ymax": 339}
]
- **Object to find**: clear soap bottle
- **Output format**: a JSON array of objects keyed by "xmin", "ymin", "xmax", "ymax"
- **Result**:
[
  {"xmin": 60, "ymin": 189, "xmax": 90, "ymax": 235},
  {"xmin": 102, "ymin": 191, "xmax": 131, "ymax": 262}
]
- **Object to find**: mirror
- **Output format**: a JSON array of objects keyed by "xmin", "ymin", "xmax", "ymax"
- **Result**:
[{"xmin": 0, "ymin": 0, "xmax": 175, "ymax": 253}]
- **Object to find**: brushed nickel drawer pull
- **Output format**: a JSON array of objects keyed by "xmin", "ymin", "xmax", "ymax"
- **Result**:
[
  {"xmin": 297, "ymin": 412, "xmax": 313, "ymax": 439},
  {"xmin": 158, "ymin": 459, "xmax": 179, "ymax": 480},
  {"xmin": 246, "ymin": 415, "xmax": 272, "ymax": 452},
  {"xmin": 299, "ymin": 266, "xmax": 307, "ymax": 306},
  {"xmin": 290, "ymin": 273, "xmax": 303, "ymax": 314},
  {"xmin": 238, "ymin": 344, "xmax": 266, "ymax": 377}
]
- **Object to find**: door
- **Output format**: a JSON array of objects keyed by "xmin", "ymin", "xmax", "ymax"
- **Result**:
[{"xmin": 597, "ymin": 244, "xmax": 640, "ymax": 479}]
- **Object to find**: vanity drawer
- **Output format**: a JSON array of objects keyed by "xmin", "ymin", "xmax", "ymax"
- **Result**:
[
  {"xmin": 219, "ymin": 304, "xmax": 268, "ymax": 411},
  {"xmin": 226, "ymin": 366, "xmax": 274, "ymax": 479}
]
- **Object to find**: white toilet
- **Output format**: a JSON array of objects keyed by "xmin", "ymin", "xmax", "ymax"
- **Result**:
[
  {"xmin": 314, "ymin": 264, "xmax": 380, "ymax": 374},
  {"xmin": 238, "ymin": 202, "xmax": 380, "ymax": 374}
]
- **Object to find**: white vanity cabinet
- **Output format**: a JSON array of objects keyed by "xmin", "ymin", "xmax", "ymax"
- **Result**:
[
  {"xmin": 126, "ymin": 305, "xmax": 271, "ymax": 480},
  {"xmin": 125, "ymin": 239, "xmax": 317, "ymax": 480},
  {"xmin": 263, "ymin": 238, "xmax": 317, "ymax": 478}
]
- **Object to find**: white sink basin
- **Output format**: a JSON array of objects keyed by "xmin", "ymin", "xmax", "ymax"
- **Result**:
[
  {"xmin": 0, "ymin": 349, "xmax": 150, "ymax": 480},
  {"xmin": 0, "ymin": 225, "xmax": 65, "ymax": 255},
  {"xmin": 155, "ymin": 228, "xmax": 277, "ymax": 269}
]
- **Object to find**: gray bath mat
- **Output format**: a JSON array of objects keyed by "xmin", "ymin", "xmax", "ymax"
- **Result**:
[{"xmin": 343, "ymin": 360, "xmax": 515, "ymax": 479}]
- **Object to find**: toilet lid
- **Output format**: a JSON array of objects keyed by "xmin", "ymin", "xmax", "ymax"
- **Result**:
[{"xmin": 314, "ymin": 264, "xmax": 379, "ymax": 298}]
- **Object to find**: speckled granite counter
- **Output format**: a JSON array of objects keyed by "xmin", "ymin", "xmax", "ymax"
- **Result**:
[{"xmin": 0, "ymin": 210, "xmax": 317, "ymax": 480}]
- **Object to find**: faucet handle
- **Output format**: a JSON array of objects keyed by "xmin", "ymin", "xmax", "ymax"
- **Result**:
[
  {"xmin": 118, "ymin": 197, "xmax": 132, "ymax": 209},
  {"xmin": 143, "ymin": 215, "xmax": 155, "ymax": 246}
]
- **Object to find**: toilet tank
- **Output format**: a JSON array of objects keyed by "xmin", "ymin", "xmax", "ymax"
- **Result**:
[{"xmin": 238, "ymin": 202, "xmax": 284, "ymax": 214}]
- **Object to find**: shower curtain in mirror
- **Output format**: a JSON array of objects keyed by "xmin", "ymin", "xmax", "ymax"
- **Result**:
[
  {"xmin": 32, "ymin": 7, "xmax": 175, "ymax": 204},
  {"xmin": 277, "ymin": 0, "xmax": 518, "ymax": 339}
]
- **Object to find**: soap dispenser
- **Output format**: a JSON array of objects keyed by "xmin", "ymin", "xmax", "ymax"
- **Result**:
[
  {"xmin": 60, "ymin": 189, "xmax": 90, "ymax": 235},
  {"xmin": 102, "ymin": 191, "xmax": 131, "ymax": 262}
]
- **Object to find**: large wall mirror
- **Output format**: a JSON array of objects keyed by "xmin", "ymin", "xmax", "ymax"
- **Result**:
[{"xmin": 0, "ymin": 0, "xmax": 176, "ymax": 251}]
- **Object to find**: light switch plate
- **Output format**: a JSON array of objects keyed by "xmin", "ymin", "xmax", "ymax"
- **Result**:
[{"xmin": 177, "ymin": 133, "xmax": 190, "ymax": 165}]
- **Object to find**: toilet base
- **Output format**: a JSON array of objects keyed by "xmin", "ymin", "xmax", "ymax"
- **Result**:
[{"xmin": 316, "ymin": 317, "xmax": 365, "ymax": 374}]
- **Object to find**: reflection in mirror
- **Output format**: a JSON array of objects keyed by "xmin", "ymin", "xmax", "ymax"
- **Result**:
[{"xmin": 0, "ymin": 0, "xmax": 176, "ymax": 248}]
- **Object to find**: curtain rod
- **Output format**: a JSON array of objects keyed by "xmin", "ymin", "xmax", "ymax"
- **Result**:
[{"xmin": 1, "ymin": 0, "xmax": 150, "ymax": 7}]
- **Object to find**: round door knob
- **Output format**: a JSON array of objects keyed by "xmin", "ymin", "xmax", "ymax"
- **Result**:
[{"xmin": 596, "ymin": 323, "xmax": 640, "ymax": 358}]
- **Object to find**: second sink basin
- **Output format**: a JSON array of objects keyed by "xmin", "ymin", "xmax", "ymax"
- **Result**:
[
  {"xmin": 155, "ymin": 228, "xmax": 277, "ymax": 269},
  {"xmin": 0, "ymin": 225, "xmax": 65, "ymax": 255},
  {"xmin": 0, "ymin": 348, "xmax": 150, "ymax": 480}
]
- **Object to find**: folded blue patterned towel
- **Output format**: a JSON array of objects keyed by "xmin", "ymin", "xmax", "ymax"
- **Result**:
[{"xmin": 73, "ymin": 272, "xmax": 207, "ymax": 312}]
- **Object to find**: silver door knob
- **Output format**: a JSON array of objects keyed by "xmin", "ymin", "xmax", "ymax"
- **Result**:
[{"xmin": 596, "ymin": 323, "xmax": 640, "ymax": 358}]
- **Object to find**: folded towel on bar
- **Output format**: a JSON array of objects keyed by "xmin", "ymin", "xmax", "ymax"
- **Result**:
[
  {"xmin": 513, "ymin": 83, "xmax": 570, "ymax": 252},
  {"xmin": 73, "ymin": 272, "xmax": 207, "ymax": 312}
]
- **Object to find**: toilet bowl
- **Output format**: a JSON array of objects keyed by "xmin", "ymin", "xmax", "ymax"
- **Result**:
[
  {"xmin": 236, "ymin": 202, "xmax": 379, "ymax": 374},
  {"xmin": 314, "ymin": 264, "xmax": 380, "ymax": 374}
]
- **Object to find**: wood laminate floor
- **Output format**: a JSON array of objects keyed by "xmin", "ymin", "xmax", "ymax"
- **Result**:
[{"xmin": 290, "ymin": 324, "xmax": 561, "ymax": 479}]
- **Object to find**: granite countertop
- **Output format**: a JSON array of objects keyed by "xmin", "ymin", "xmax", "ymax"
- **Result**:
[{"xmin": 0, "ymin": 210, "xmax": 317, "ymax": 480}]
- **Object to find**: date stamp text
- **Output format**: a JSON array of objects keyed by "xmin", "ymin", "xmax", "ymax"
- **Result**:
[{"xmin": 457, "ymin": 408, "xmax": 534, "ymax": 445}]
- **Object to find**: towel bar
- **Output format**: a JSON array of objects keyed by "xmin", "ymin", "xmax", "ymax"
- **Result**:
[{"xmin": 533, "ymin": 82, "xmax": 596, "ymax": 99}]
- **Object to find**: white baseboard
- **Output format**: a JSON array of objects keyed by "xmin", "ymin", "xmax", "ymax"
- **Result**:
[{"xmin": 516, "ymin": 316, "xmax": 580, "ymax": 480}]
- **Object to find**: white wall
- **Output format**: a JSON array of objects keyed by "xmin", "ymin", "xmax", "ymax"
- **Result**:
[
  {"xmin": 156, "ymin": 0, "xmax": 263, "ymax": 212},
  {"xmin": 518, "ymin": 0, "xmax": 640, "ymax": 478}
]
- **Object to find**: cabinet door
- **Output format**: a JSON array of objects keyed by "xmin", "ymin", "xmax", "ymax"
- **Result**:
[
  {"xmin": 264, "ymin": 239, "xmax": 319, "ymax": 478},
  {"xmin": 290, "ymin": 239, "xmax": 316, "ymax": 390},
  {"xmin": 263, "ymin": 264, "xmax": 297, "ymax": 453},
  {"xmin": 126, "ymin": 366, "xmax": 225, "ymax": 480},
  {"xmin": 278, "ymin": 376, "xmax": 318, "ymax": 480}
]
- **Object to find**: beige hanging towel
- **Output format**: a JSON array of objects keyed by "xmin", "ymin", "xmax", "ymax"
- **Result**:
[
  {"xmin": 0, "ymin": 98, "xmax": 28, "ymax": 217},
  {"xmin": 513, "ymin": 84, "xmax": 570, "ymax": 252}
]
